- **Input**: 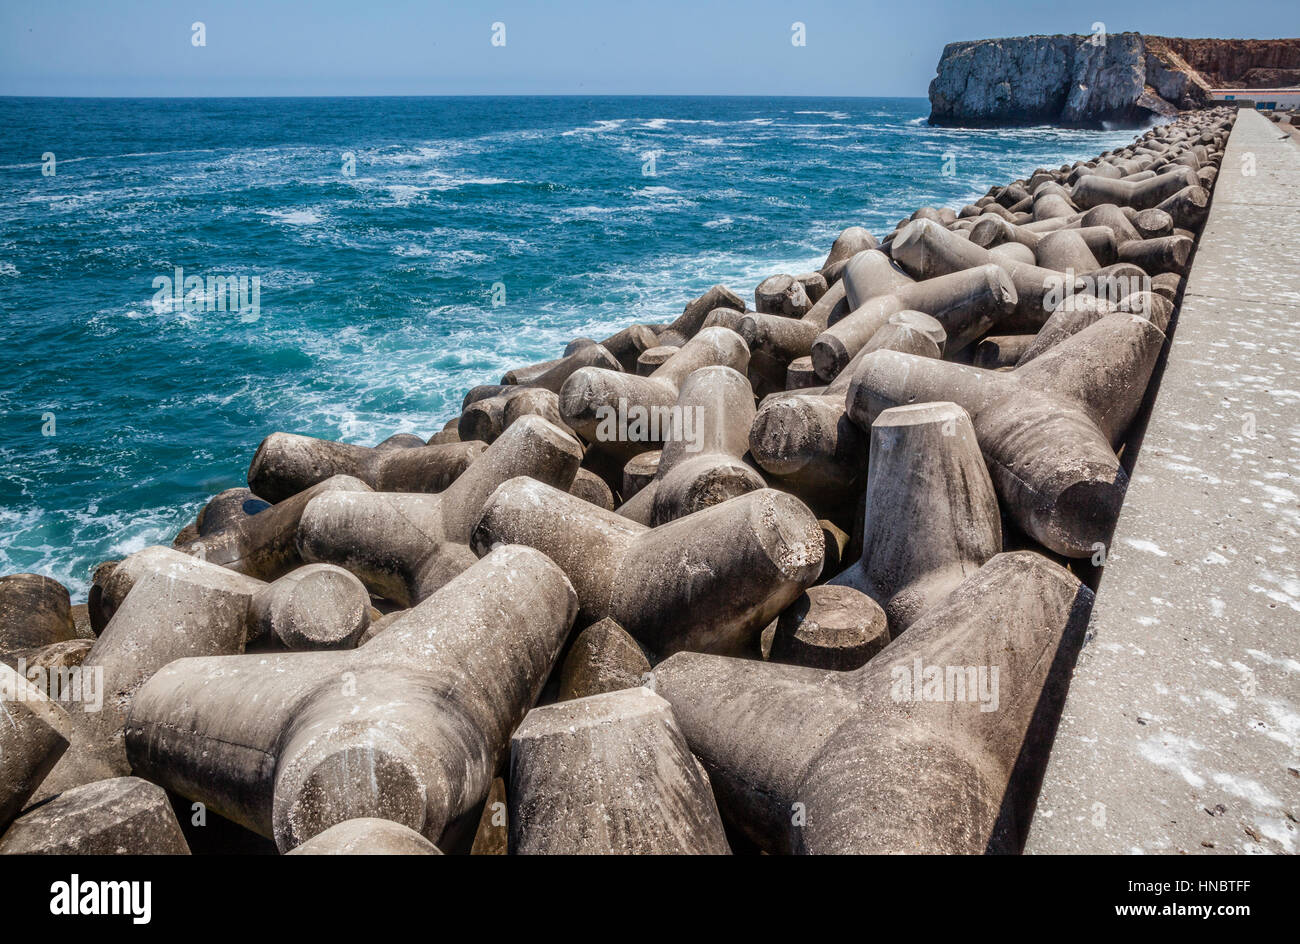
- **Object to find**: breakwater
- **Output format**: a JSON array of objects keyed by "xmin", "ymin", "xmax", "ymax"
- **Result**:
[
  {"xmin": 1, "ymin": 106, "xmax": 1237, "ymax": 854},
  {"xmin": 1025, "ymin": 108, "xmax": 1300, "ymax": 855},
  {"xmin": 0, "ymin": 96, "xmax": 1146, "ymax": 598}
]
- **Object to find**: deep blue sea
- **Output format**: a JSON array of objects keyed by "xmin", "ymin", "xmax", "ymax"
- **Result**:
[{"xmin": 0, "ymin": 96, "xmax": 1138, "ymax": 596}]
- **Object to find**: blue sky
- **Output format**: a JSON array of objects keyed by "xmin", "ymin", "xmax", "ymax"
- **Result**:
[{"xmin": 1, "ymin": 0, "xmax": 1295, "ymax": 97}]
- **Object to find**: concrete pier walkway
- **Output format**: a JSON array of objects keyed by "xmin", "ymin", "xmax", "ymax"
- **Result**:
[{"xmin": 1025, "ymin": 109, "xmax": 1300, "ymax": 855}]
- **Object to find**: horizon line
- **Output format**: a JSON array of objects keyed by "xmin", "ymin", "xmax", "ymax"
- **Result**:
[{"xmin": 0, "ymin": 92, "xmax": 932, "ymax": 101}]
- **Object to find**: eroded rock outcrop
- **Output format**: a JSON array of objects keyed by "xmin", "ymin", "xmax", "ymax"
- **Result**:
[
  {"xmin": 929, "ymin": 33, "xmax": 1297, "ymax": 128},
  {"xmin": 1150, "ymin": 36, "xmax": 1300, "ymax": 88}
]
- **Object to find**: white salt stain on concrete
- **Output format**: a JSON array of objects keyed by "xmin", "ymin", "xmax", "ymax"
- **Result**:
[
  {"xmin": 1209, "ymin": 771, "xmax": 1279, "ymax": 810},
  {"xmin": 1136, "ymin": 733, "xmax": 1205, "ymax": 788},
  {"xmin": 1254, "ymin": 816, "xmax": 1296, "ymax": 853},
  {"xmin": 1248, "ymin": 573, "xmax": 1300, "ymax": 612},
  {"xmin": 1164, "ymin": 461, "xmax": 1221, "ymax": 484},
  {"xmin": 1245, "ymin": 648, "xmax": 1300, "ymax": 674},
  {"xmin": 1249, "ymin": 696, "xmax": 1299, "ymax": 751},
  {"xmin": 1124, "ymin": 538, "xmax": 1167, "ymax": 556},
  {"xmin": 1200, "ymin": 689, "xmax": 1236, "ymax": 714}
]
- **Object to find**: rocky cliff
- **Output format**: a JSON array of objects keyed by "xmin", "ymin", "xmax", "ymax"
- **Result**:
[
  {"xmin": 928, "ymin": 34, "xmax": 1299, "ymax": 128},
  {"xmin": 1151, "ymin": 37, "xmax": 1300, "ymax": 88}
]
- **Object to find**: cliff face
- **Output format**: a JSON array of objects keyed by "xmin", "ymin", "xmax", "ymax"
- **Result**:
[
  {"xmin": 928, "ymin": 33, "xmax": 1163, "ymax": 128},
  {"xmin": 1151, "ymin": 37, "xmax": 1300, "ymax": 87},
  {"xmin": 929, "ymin": 34, "xmax": 1299, "ymax": 128}
]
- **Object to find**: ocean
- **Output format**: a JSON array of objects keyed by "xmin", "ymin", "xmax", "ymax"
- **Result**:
[{"xmin": 0, "ymin": 95, "xmax": 1138, "ymax": 596}]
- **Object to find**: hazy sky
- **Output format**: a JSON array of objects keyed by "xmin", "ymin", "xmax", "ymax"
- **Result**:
[{"xmin": 1, "ymin": 0, "xmax": 1295, "ymax": 97}]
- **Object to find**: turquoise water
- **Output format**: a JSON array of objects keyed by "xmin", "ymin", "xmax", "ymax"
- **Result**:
[{"xmin": 0, "ymin": 96, "xmax": 1137, "ymax": 596}]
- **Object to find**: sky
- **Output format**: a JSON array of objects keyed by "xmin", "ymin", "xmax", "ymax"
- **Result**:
[{"xmin": 0, "ymin": 0, "xmax": 1295, "ymax": 97}]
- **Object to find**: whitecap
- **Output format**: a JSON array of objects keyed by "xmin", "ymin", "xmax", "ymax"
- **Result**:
[{"xmin": 261, "ymin": 208, "xmax": 322, "ymax": 225}]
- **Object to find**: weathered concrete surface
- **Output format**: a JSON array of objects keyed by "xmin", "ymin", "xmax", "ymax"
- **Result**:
[
  {"xmin": 124, "ymin": 545, "xmax": 577, "ymax": 852},
  {"xmin": 558, "ymin": 618, "xmax": 651, "ymax": 701},
  {"xmin": 1025, "ymin": 110, "xmax": 1300, "ymax": 855},
  {"xmin": 472, "ymin": 481, "xmax": 823, "ymax": 658},
  {"xmin": 0, "ymin": 663, "xmax": 72, "ymax": 829},
  {"xmin": 286, "ymin": 818, "xmax": 443, "ymax": 854},
  {"xmin": 0, "ymin": 776, "xmax": 190, "ymax": 855},
  {"xmin": 508, "ymin": 687, "xmax": 730, "ymax": 854},
  {"xmin": 655, "ymin": 552, "xmax": 1092, "ymax": 854}
]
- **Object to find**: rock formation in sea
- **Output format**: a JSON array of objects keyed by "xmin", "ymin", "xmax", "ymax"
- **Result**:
[{"xmin": 928, "ymin": 33, "xmax": 1298, "ymax": 128}]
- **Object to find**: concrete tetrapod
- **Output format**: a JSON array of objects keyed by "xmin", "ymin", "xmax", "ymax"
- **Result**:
[
  {"xmin": 654, "ymin": 284, "xmax": 746, "ymax": 348},
  {"xmin": 506, "ymin": 329, "xmax": 652, "ymax": 383},
  {"xmin": 829, "ymin": 402, "xmax": 1001, "ymax": 635},
  {"xmin": 1154, "ymin": 185, "xmax": 1210, "ymax": 232},
  {"xmin": 620, "ymin": 450, "xmax": 660, "ymax": 500},
  {"xmin": 557, "ymin": 617, "xmax": 651, "ymax": 701},
  {"xmin": 286, "ymin": 818, "xmax": 444, "ymax": 855},
  {"xmin": 1033, "ymin": 228, "xmax": 1104, "ymax": 273},
  {"xmin": 889, "ymin": 218, "xmax": 1077, "ymax": 332},
  {"xmin": 842, "ymin": 248, "xmax": 916, "ymax": 309},
  {"xmin": 819, "ymin": 226, "xmax": 879, "ymax": 282},
  {"xmin": 246, "ymin": 562, "xmax": 371, "ymax": 650},
  {"xmin": 967, "ymin": 214, "xmax": 1064, "ymax": 252},
  {"xmin": 509, "ymin": 687, "xmax": 731, "ymax": 854},
  {"xmin": 1, "ymin": 640, "xmax": 93, "ymax": 682},
  {"xmin": 459, "ymin": 385, "xmax": 575, "ymax": 444},
  {"xmin": 0, "ymin": 662, "xmax": 73, "ymax": 829},
  {"xmin": 636, "ymin": 345, "xmax": 679, "ymax": 376},
  {"xmin": 846, "ymin": 311, "xmax": 1167, "ymax": 557},
  {"xmin": 247, "ymin": 433, "xmax": 483, "ymax": 504},
  {"xmin": 0, "ymin": 776, "xmax": 191, "ymax": 855},
  {"xmin": 466, "ymin": 347, "xmax": 621, "ymax": 443},
  {"xmin": 177, "ymin": 487, "xmax": 271, "ymax": 546},
  {"xmin": 472, "ymin": 479, "xmax": 823, "ymax": 657},
  {"xmin": 1132, "ymin": 206, "xmax": 1176, "ymax": 240},
  {"xmin": 740, "ymin": 249, "xmax": 915, "ymax": 391},
  {"xmin": 754, "ymin": 274, "xmax": 810, "ymax": 317},
  {"xmin": 33, "ymin": 550, "xmax": 263, "ymax": 797},
  {"xmin": 499, "ymin": 341, "xmax": 621, "ymax": 393},
  {"xmin": 176, "ymin": 474, "xmax": 374, "ymax": 582},
  {"xmin": 736, "ymin": 285, "xmax": 841, "ymax": 398},
  {"xmin": 1116, "ymin": 232, "xmax": 1195, "ymax": 276},
  {"xmin": 428, "ymin": 422, "xmax": 460, "ymax": 445},
  {"xmin": 652, "ymin": 551, "xmax": 1093, "ymax": 854},
  {"xmin": 35, "ymin": 547, "xmax": 374, "ymax": 799},
  {"xmin": 811, "ymin": 264, "xmax": 1015, "ymax": 382},
  {"xmin": 750, "ymin": 310, "xmax": 945, "ymax": 511},
  {"xmin": 1030, "ymin": 181, "xmax": 1077, "ymax": 221},
  {"xmin": 0, "ymin": 573, "xmax": 92, "ymax": 679},
  {"xmin": 615, "ymin": 365, "xmax": 765, "ymax": 526},
  {"xmin": 700, "ymin": 306, "xmax": 747, "ymax": 334},
  {"xmin": 972, "ymin": 334, "xmax": 1036, "ymax": 369},
  {"xmin": 986, "ymin": 238, "xmax": 1036, "ymax": 268},
  {"xmin": 569, "ymin": 467, "xmax": 616, "ymax": 510},
  {"xmin": 1015, "ymin": 290, "xmax": 1172, "ymax": 366},
  {"xmin": 1070, "ymin": 166, "xmax": 1200, "ymax": 211},
  {"xmin": 785, "ymin": 357, "xmax": 820, "ymax": 390},
  {"xmin": 125, "ymin": 545, "xmax": 578, "ymax": 852},
  {"xmin": 559, "ymin": 326, "xmax": 750, "ymax": 461},
  {"xmin": 736, "ymin": 249, "xmax": 902, "ymax": 373},
  {"xmin": 768, "ymin": 584, "xmax": 889, "ymax": 671},
  {"xmin": 582, "ymin": 325, "xmax": 661, "ymax": 374},
  {"xmin": 297, "ymin": 414, "xmax": 583, "ymax": 606},
  {"xmin": 94, "ymin": 546, "xmax": 367, "ymax": 651},
  {"xmin": 0, "ymin": 573, "xmax": 76, "ymax": 653}
]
